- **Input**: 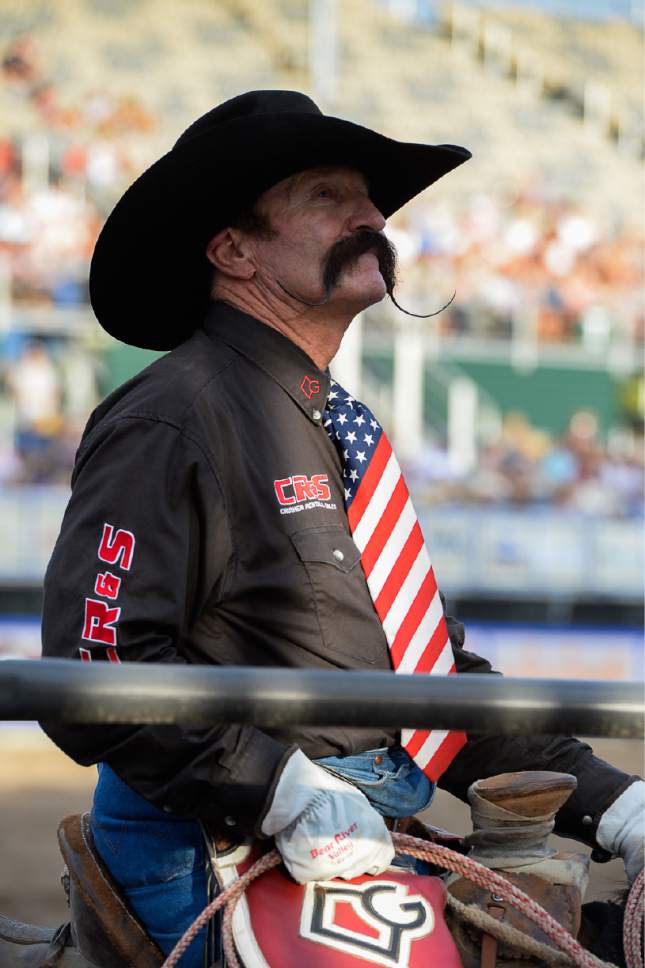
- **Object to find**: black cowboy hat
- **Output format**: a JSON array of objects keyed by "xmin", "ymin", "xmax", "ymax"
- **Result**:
[{"xmin": 89, "ymin": 90, "xmax": 471, "ymax": 350}]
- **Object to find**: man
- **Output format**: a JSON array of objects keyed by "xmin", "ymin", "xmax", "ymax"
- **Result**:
[{"xmin": 41, "ymin": 91, "xmax": 643, "ymax": 964}]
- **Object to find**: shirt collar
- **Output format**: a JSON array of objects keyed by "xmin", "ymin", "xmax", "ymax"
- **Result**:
[{"xmin": 201, "ymin": 301, "xmax": 330, "ymax": 423}]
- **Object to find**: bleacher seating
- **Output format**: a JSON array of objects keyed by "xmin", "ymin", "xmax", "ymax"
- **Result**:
[{"xmin": 0, "ymin": 0, "xmax": 641, "ymax": 223}]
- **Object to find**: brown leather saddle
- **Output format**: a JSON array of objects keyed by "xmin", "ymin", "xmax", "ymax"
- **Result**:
[{"xmin": 0, "ymin": 813, "xmax": 163, "ymax": 968}]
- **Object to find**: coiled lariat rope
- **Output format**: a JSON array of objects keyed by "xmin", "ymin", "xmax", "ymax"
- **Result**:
[
  {"xmin": 161, "ymin": 835, "xmax": 644, "ymax": 968},
  {"xmin": 623, "ymin": 868, "xmax": 644, "ymax": 968}
]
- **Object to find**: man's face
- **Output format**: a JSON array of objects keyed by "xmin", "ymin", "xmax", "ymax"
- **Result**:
[{"xmin": 250, "ymin": 166, "xmax": 390, "ymax": 311}]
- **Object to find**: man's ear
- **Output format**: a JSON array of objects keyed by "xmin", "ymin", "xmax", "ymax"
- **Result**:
[{"xmin": 205, "ymin": 227, "xmax": 255, "ymax": 280}]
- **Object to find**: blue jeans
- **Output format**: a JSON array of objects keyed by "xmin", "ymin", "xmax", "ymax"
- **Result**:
[
  {"xmin": 91, "ymin": 748, "xmax": 434, "ymax": 965},
  {"xmin": 92, "ymin": 764, "xmax": 210, "ymax": 968},
  {"xmin": 317, "ymin": 745, "xmax": 433, "ymax": 819}
]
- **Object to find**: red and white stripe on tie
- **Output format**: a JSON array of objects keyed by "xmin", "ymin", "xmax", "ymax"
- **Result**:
[{"xmin": 347, "ymin": 431, "xmax": 467, "ymax": 782}]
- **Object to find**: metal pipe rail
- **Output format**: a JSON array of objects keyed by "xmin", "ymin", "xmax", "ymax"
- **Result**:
[{"xmin": 1, "ymin": 661, "xmax": 642, "ymax": 738}]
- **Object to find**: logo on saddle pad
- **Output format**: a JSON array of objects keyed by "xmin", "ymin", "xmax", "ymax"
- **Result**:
[{"xmin": 300, "ymin": 879, "xmax": 434, "ymax": 967}]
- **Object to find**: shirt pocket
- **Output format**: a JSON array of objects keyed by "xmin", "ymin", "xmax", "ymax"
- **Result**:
[{"xmin": 290, "ymin": 525, "xmax": 385, "ymax": 665}]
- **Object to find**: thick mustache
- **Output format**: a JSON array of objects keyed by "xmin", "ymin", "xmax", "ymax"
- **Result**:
[
  {"xmin": 276, "ymin": 228, "xmax": 454, "ymax": 318},
  {"xmin": 275, "ymin": 229, "xmax": 397, "ymax": 308},
  {"xmin": 325, "ymin": 229, "xmax": 456, "ymax": 320},
  {"xmin": 323, "ymin": 230, "xmax": 397, "ymax": 295}
]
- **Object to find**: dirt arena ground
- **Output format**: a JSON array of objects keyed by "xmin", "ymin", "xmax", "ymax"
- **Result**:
[{"xmin": 0, "ymin": 728, "xmax": 642, "ymax": 928}]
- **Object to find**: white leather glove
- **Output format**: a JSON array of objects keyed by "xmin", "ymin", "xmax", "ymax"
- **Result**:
[
  {"xmin": 261, "ymin": 749, "xmax": 395, "ymax": 884},
  {"xmin": 596, "ymin": 780, "xmax": 645, "ymax": 884}
]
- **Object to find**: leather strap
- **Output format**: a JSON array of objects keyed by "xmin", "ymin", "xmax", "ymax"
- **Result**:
[{"xmin": 480, "ymin": 904, "xmax": 505, "ymax": 968}]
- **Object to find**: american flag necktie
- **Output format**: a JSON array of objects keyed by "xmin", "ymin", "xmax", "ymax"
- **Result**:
[{"xmin": 323, "ymin": 379, "xmax": 467, "ymax": 782}]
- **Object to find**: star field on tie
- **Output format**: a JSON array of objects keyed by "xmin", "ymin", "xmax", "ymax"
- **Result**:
[
  {"xmin": 323, "ymin": 379, "xmax": 466, "ymax": 782},
  {"xmin": 323, "ymin": 382, "xmax": 383, "ymax": 508}
]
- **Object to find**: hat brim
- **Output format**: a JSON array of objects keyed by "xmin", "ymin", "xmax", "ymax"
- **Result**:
[{"xmin": 90, "ymin": 112, "xmax": 471, "ymax": 350}]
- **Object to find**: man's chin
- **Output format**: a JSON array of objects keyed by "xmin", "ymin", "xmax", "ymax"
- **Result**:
[
  {"xmin": 330, "ymin": 286, "xmax": 386, "ymax": 315},
  {"xmin": 334, "ymin": 269, "xmax": 388, "ymax": 308}
]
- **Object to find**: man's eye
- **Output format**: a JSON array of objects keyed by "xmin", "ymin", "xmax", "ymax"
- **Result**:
[{"xmin": 315, "ymin": 186, "xmax": 334, "ymax": 199}]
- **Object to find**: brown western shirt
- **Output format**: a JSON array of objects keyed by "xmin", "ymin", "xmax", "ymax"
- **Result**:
[{"xmin": 41, "ymin": 302, "xmax": 636, "ymax": 842}]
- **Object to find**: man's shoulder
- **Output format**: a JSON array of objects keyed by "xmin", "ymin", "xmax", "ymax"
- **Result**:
[{"xmin": 86, "ymin": 329, "xmax": 238, "ymax": 437}]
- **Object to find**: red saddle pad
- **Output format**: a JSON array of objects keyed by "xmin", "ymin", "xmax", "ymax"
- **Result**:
[{"xmin": 214, "ymin": 842, "xmax": 463, "ymax": 968}]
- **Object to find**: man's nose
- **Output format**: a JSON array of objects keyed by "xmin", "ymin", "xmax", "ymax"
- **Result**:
[{"xmin": 346, "ymin": 194, "xmax": 386, "ymax": 234}]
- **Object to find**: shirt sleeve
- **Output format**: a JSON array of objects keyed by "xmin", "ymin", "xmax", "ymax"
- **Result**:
[
  {"xmin": 439, "ymin": 599, "xmax": 637, "ymax": 848},
  {"xmin": 40, "ymin": 415, "xmax": 292, "ymax": 836}
]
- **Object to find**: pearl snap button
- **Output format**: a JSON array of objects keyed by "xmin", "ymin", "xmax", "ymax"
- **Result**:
[
  {"xmin": 333, "ymin": 548, "xmax": 345, "ymax": 561},
  {"xmin": 312, "ymin": 409, "xmax": 322, "ymax": 421},
  {"xmin": 224, "ymin": 815, "xmax": 236, "ymax": 827}
]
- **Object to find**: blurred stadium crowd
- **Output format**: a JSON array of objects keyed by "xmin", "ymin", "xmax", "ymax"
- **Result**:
[
  {"xmin": 0, "ymin": 31, "xmax": 151, "ymax": 307},
  {"xmin": 404, "ymin": 408, "xmax": 644, "ymax": 516},
  {"xmin": 390, "ymin": 191, "xmax": 643, "ymax": 348},
  {"xmin": 0, "ymin": 1, "xmax": 642, "ymax": 518},
  {"xmin": 2, "ymin": 126, "xmax": 642, "ymax": 342}
]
